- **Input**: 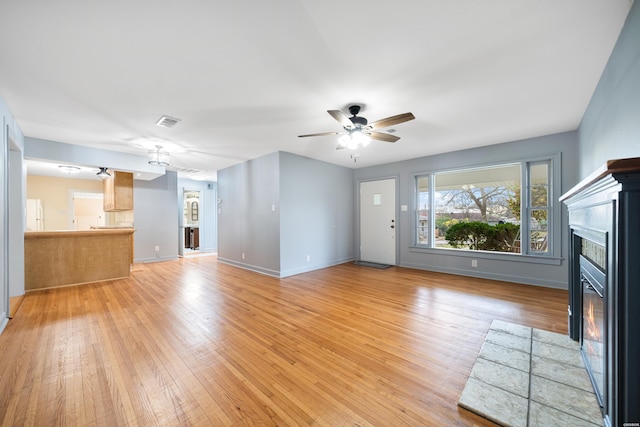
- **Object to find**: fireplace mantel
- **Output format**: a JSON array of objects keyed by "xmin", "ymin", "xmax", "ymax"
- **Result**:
[{"xmin": 561, "ymin": 157, "xmax": 640, "ymax": 427}]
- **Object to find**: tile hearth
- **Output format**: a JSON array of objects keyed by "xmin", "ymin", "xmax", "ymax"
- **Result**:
[{"xmin": 458, "ymin": 320, "xmax": 602, "ymax": 427}]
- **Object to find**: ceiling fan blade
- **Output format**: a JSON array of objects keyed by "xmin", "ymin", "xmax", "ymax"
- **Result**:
[
  {"xmin": 327, "ymin": 110, "xmax": 354, "ymax": 128},
  {"xmin": 368, "ymin": 112, "xmax": 415, "ymax": 129},
  {"xmin": 298, "ymin": 131, "xmax": 341, "ymax": 138},
  {"xmin": 368, "ymin": 132, "xmax": 400, "ymax": 143}
]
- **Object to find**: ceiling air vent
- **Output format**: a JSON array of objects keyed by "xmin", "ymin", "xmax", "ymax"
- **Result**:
[
  {"xmin": 155, "ymin": 115, "xmax": 181, "ymax": 128},
  {"xmin": 168, "ymin": 166, "xmax": 203, "ymax": 175}
]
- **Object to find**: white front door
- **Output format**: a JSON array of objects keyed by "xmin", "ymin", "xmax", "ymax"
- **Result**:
[{"xmin": 359, "ymin": 178, "xmax": 396, "ymax": 265}]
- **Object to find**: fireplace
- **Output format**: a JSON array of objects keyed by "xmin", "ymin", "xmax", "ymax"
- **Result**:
[
  {"xmin": 561, "ymin": 157, "xmax": 640, "ymax": 427},
  {"xmin": 580, "ymin": 249, "xmax": 605, "ymax": 410}
]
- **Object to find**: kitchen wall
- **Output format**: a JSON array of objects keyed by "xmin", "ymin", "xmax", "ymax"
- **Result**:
[
  {"xmin": 26, "ymin": 175, "xmax": 103, "ymax": 230},
  {"xmin": 578, "ymin": 0, "xmax": 640, "ymax": 177}
]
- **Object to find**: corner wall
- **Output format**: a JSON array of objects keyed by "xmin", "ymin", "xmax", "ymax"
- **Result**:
[
  {"xmin": 217, "ymin": 152, "xmax": 281, "ymax": 276},
  {"xmin": 217, "ymin": 151, "xmax": 355, "ymax": 277},
  {"xmin": 279, "ymin": 152, "xmax": 355, "ymax": 276},
  {"xmin": 578, "ymin": 1, "xmax": 640, "ymax": 177}
]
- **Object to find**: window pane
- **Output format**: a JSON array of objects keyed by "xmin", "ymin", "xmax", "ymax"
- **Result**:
[
  {"xmin": 434, "ymin": 164, "xmax": 521, "ymax": 252},
  {"xmin": 528, "ymin": 161, "xmax": 550, "ymax": 254},
  {"xmin": 530, "ymin": 209, "xmax": 548, "ymax": 252},
  {"xmin": 530, "ymin": 163, "xmax": 549, "ymax": 208},
  {"xmin": 416, "ymin": 176, "xmax": 429, "ymax": 245}
]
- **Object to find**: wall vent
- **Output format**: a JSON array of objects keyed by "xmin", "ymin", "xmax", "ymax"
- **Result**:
[{"xmin": 155, "ymin": 115, "xmax": 181, "ymax": 128}]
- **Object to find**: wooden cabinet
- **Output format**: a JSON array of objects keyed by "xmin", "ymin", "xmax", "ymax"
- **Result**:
[
  {"xmin": 185, "ymin": 227, "xmax": 199, "ymax": 250},
  {"xmin": 103, "ymin": 171, "xmax": 133, "ymax": 211}
]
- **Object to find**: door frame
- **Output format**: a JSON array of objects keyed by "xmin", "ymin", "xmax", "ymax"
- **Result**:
[{"xmin": 356, "ymin": 176, "xmax": 400, "ymax": 265}]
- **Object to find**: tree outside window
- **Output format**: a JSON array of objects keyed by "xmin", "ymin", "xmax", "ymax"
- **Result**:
[{"xmin": 414, "ymin": 159, "xmax": 553, "ymax": 256}]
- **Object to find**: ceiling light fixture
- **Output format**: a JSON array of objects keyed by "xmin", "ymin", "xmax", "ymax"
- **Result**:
[
  {"xmin": 338, "ymin": 129, "xmax": 371, "ymax": 150},
  {"xmin": 58, "ymin": 165, "xmax": 81, "ymax": 174},
  {"xmin": 148, "ymin": 145, "xmax": 170, "ymax": 166},
  {"xmin": 96, "ymin": 167, "xmax": 111, "ymax": 179}
]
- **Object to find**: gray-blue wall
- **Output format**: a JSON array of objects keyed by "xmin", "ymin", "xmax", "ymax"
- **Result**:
[
  {"xmin": 217, "ymin": 152, "xmax": 281, "ymax": 275},
  {"xmin": 134, "ymin": 171, "xmax": 180, "ymax": 263},
  {"xmin": 217, "ymin": 151, "xmax": 355, "ymax": 277},
  {"xmin": 578, "ymin": 1, "xmax": 640, "ymax": 177},
  {"xmin": 355, "ymin": 131, "xmax": 578, "ymax": 288},
  {"xmin": 280, "ymin": 152, "xmax": 355, "ymax": 276}
]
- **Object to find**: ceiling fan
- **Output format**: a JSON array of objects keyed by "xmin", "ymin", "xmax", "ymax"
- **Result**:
[{"xmin": 298, "ymin": 105, "xmax": 415, "ymax": 150}]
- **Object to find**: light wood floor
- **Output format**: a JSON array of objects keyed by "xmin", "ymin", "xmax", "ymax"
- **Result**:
[{"xmin": 0, "ymin": 256, "xmax": 568, "ymax": 426}]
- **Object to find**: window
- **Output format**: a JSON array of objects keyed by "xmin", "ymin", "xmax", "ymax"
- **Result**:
[
  {"xmin": 415, "ymin": 158, "xmax": 554, "ymax": 256},
  {"xmin": 416, "ymin": 176, "xmax": 429, "ymax": 245}
]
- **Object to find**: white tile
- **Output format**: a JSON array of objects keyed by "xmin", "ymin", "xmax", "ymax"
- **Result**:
[
  {"xmin": 531, "ymin": 341, "xmax": 584, "ymax": 368},
  {"xmin": 529, "ymin": 401, "xmax": 602, "ymax": 427},
  {"xmin": 459, "ymin": 377, "xmax": 528, "ymax": 427},
  {"xmin": 490, "ymin": 320, "xmax": 532, "ymax": 339},
  {"xmin": 479, "ymin": 341, "xmax": 531, "ymax": 373},
  {"xmin": 485, "ymin": 330, "xmax": 531, "ymax": 353},
  {"xmin": 532, "ymin": 328, "xmax": 579, "ymax": 350},
  {"xmin": 530, "ymin": 375, "xmax": 602, "ymax": 424},
  {"xmin": 531, "ymin": 356, "xmax": 593, "ymax": 392},
  {"xmin": 470, "ymin": 358, "xmax": 529, "ymax": 398}
]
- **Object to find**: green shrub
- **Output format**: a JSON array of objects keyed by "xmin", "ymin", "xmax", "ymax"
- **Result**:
[{"xmin": 445, "ymin": 221, "xmax": 520, "ymax": 252}]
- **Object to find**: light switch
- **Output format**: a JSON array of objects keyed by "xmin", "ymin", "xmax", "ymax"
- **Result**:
[{"xmin": 401, "ymin": 205, "xmax": 408, "ymax": 211}]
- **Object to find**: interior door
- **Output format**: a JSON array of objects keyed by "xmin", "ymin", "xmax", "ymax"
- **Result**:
[{"xmin": 360, "ymin": 178, "xmax": 396, "ymax": 265}]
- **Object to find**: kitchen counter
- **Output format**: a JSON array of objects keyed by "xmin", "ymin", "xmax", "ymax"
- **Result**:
[{"xmin": 25, "ymin": 228, "xmax": 135, "ymax": 291}]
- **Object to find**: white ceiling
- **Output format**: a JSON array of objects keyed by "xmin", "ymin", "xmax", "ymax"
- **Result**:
[{"xmin": 1, "ymin": 1, "xmax": 632, "ymax": 181}]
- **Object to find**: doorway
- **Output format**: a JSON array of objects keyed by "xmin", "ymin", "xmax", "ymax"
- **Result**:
[
  {"xmin": 182, "ymin": 190, "xmax": 201, "ymax": 254},
  {"xmin": 71, "ymin": 191, "xmax": 105, "ymax": 230},
  {"xmin": 359, "ymin": 178, "xmax": 397, "ymax": 265}
]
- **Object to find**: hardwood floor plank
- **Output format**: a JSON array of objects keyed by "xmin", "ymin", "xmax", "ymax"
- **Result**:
[{"xmin": 0, "ymin": 256, "xmax": 569, "ymax": 426}]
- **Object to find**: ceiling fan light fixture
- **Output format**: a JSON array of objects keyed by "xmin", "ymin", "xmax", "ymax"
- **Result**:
[
  {"xmin": 353, "ymin": 130, "xmax": 371, "ymax": 147},
  {"xmin": 148, "ymin": 145, "xmax": 170, "ymax": 166},
  {"xmin": 338, "ymin": 130, "xmax": 371, "ymax": 150}
]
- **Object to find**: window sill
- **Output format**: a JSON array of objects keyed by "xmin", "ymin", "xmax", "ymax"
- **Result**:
[{"xmin": 408, "ymin": 246, "xmax": 563, "ymax": 266}]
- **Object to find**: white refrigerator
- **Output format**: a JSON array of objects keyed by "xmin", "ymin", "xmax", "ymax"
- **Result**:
[{"xmin": 26, "ymin": 198, "xmax": 44, "ymax": 231}]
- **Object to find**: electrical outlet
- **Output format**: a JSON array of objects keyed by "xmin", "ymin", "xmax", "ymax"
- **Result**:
[
  {"xmin": 472, "ymin": 259, "xmax": 478, "ymax": 268},
  {"xmin": 242, "ymin": 252, "xmax": 245, "ymax": 260},
  {"xmin": 155, "ymin": 245, "xmax": 160, "ymax": 252},
  {"xmin": 306, "ymin": 255, "xmax": 310, "ymax": 262}
]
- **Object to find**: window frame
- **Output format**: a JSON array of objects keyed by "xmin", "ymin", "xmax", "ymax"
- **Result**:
[{"xmin": 412, "ymin": 153, "xmax": 561, "ymax": 262}]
